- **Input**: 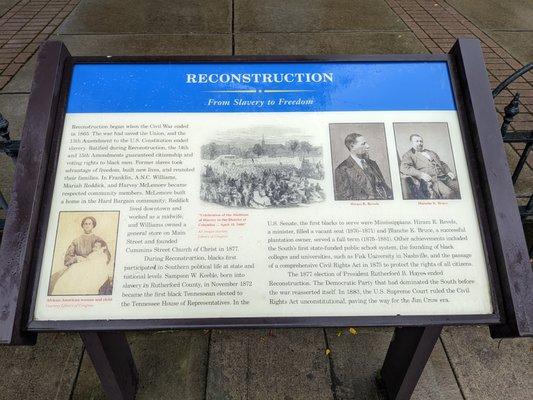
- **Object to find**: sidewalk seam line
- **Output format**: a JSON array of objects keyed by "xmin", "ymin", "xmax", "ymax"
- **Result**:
[
  {"xmin": 323, "ymin": 329, "xmax": 339, "ymax": 400},
  {"xmin": 203, "ymin": 330, "xmax": 212, "ymax": 400},
  {"xmin": 231, "ymin": 0, "xmax": 235, "ymax": 55},
  {"xmin": 490, "ymin": 29, "xmax": 533, "ymax": 33},
  {"xmin": 67, "ymin": 344, "xmax": 86, "ymax": 400},
  {"xmin": 0, "ymin": 91, "xmax": 30, "ymax": 95},
  {"xmin": 439, "ymin": 335, "xmax": 467, "ymax": 400},
  {"xmin": 50, "ymin": 29, "xmax": 413, "ymax": 36}
]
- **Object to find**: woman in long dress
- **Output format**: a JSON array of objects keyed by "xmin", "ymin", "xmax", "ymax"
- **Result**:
[
  {"xmin": 50, "ymin": 216, "xmax": 113, "ymax": 295},
  {"xmin": 63, "ymin": 216, "xmax": 111, "ymax": 267}
]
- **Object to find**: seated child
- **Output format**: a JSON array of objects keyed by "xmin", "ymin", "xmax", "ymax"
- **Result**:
[{"xmin": 52, "ymin": 240, "xmax": 113, "ymax": 295}]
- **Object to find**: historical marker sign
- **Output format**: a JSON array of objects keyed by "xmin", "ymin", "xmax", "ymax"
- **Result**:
[{"xmin": 22, "ymin": 56, "xmax": 502, "ymax": 329}]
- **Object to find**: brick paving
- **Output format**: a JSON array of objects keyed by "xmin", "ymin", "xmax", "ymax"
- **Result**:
[
  {"xmin": 1, "ymin": 0, "xmax": 530, "ymax": 129},
  {"xmin": 386, "ymin": 0, "xmax": 533, "ymax": 133},
  {"xmin": 0, "ymin": 0, "xmax": 79, "ymax": 90}
]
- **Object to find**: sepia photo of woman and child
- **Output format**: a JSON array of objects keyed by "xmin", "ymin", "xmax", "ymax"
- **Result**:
[{"xmin": 48, "ymin": 212, "xmax": 119, "ymax": 296}]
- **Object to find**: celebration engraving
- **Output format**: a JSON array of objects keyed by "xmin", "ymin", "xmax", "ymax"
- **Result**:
[{"xmin": 200, "ymin": 126, "xmax": 325, "ymax": 208}]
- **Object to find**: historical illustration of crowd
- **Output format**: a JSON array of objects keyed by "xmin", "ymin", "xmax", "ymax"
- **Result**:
[
  {"xmin": 200, "ymin": 136, "xmax": 326, "ymax": 208},
  {"xmin": 331, "ymin": 122, "xmax": 461, "ymax": 201}
]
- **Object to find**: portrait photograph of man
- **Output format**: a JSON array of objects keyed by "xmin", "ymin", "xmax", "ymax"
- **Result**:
[
  {"xmin": 394, "ymin": 122, "xmax": 461, "ymax": 200},
  {"xmin": 329, "ymin": 123, "xmax": 393, "ymax": 201}
]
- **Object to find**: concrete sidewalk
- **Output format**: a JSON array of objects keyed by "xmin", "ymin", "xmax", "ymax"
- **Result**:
[{"xmin": 0, "ymin": 1, "xmax": 532, "ymax": 399}]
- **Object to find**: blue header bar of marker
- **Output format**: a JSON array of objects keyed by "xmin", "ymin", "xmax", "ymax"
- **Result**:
[{"xmin": 66, "ymin": 61, "xmax": 456, "ymax": 113}]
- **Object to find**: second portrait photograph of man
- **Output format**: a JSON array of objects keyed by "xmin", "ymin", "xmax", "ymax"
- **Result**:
[
  {"xmin": 394, "ymin": 122, "xmax": 461, "ymax": 200},
  {"xmin": 329, "ymin": 123, "xmax": 393, "ymax": 201}
]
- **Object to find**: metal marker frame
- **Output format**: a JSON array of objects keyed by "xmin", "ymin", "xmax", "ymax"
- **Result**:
[{"xmin": 1, "ymin": 39, "xmax": 531, "ymax": 346}]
